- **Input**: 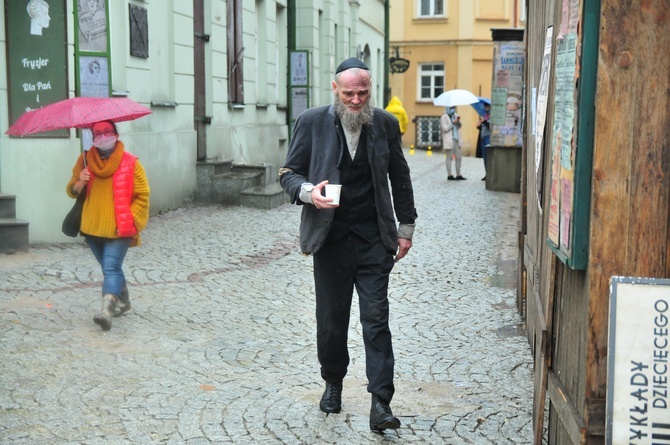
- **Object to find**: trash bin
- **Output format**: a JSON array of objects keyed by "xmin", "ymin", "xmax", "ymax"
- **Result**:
[{"xmin": 485, "ymin": 145, "xmax": 521, "ymax": 193}]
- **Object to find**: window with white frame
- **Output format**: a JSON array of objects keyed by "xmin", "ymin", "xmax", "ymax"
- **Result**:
[
  {"xmin": 418, "ymin": 63, "xmax": 444, "ymax": 100},
  {"xmin": 418, "ymin": 0, "xmax": 445, "ymax": 18}
]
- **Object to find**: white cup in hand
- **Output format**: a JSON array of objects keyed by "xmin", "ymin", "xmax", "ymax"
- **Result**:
[{"xmin": 324, "ymin": 184, "xmax": 342, "ymax": 205}]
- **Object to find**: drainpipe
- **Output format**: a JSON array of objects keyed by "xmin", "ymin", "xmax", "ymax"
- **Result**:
[
  {"xmin": 287, "ymin": 0, "xmax": 295, "ymax": 135},
  {"xmin": 383, "ymin": 0, "xmax": 390, "ymax": 106},
  {"xmin": 288, "ymin": 0, "xmax": 295, "ymax": 50}
]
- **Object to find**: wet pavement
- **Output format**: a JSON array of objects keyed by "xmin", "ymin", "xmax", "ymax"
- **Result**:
[{"xmin": 0, "ymin": 150, "xmax": 533, "ymax": 444}]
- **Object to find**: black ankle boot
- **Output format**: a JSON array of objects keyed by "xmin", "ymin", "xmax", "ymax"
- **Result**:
[
  {"xmin": 369, "ymin": 394, "xmax": 400, "ymax": 431},
  {"xmin": 319, "ymin": 381, "xmax": 342, "ymax": 413}
]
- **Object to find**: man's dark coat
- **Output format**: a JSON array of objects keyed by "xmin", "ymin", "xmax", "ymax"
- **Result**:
[{"xmin": 280, "ymin": 104, "xmax": 417, "ymax": 255}]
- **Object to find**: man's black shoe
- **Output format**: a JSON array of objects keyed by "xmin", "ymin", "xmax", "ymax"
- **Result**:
[
  {"xmin": 319, "ymin": 382, "xmax": 342, "ymax": 413},
  {"xmin": 455, "ymin": 175, "xmax": 467, "ymax": 180},
  {"xmin": 369, "ymin": 394, "xmax": 400, "ymax": 431},
  {"xmin": 447, "ymin": 175, "xmax": 456, "ymax": 180}
]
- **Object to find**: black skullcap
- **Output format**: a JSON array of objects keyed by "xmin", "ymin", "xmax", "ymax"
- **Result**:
[{"xmin": 335, "ymin": 57, "xmax": 369, "ymax": 74}]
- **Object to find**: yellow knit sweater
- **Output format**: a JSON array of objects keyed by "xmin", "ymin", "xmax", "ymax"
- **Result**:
[{"xmin": 66, "ymin": 142, "xmax": 150, "ymax": 245}]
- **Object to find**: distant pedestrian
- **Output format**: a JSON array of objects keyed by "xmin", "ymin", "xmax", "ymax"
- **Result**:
[
  {"xmin": 385, "ymin": 96, "xmax": 408, "ymax": 136},
  {"xmin": 279, "ymin": 57, "xmax": 417, "ymax": 432},
  {"xmin": 66, "ymin": 120, "xmax": 150, "ymax": 331},
  {"xmin": 440, "ymin": 106, "xmax": 465, "ymax": 180},
  {"xmin": 476, "ymin": 103, "xmax": 491, "ymax": 180}
]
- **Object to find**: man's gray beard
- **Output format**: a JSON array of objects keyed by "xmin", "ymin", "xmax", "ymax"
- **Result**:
[{"xmin": 335, "ymin": 95, "xmax": 374, "ymax": 132}]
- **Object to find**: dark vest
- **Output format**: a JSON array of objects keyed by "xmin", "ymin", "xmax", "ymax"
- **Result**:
[{"xmin": 328, "ymin": 129, "xmax": 379, "ymax": 243}]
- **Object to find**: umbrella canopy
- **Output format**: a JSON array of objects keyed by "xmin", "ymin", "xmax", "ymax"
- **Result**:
[
  {"xmin": 433, "ymin": 89, "xmax": 479, "ymax": 107},
  {"xmin": 5, "ymin": 97, "xmax": 152, "ymax": 136},
  {"xmin": 471, "ymin": 97, "xmax": 491, "ymax": 117}
]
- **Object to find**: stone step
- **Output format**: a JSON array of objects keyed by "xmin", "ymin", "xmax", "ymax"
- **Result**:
[
  {"xmin": 0, "ymin": 194, "xmax": 18, "ymax": 219},
  {"xmin": 196, "ymin": 160, "xmax": 286, "ymax": 209},
  {"xmin": 0, "ymin": 218, "xmax": 30, "ymax": 253},
  {"xmin": 212, "ymin": 171, "xmax": 264, "ymax": 205},
  {"xmin": 195, "ymin": 160, "xmax": 234, "ymax": 202},
  {"xmin": 240, "ymin": 182, "xmax": 290, "ymax": 210}
]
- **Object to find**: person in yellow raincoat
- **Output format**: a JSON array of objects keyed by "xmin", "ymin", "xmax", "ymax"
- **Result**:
[{"xmin": 384, "ymin": 96, "xmax": 408, "ymax": 135}]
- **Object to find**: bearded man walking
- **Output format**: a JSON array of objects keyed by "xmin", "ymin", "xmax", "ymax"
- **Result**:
[{"xmin": 279, "ymin": 58, "xmax": 417, "ymax": 432}]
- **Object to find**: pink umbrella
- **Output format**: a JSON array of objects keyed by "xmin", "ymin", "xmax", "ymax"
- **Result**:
[{"xmin": 5, "ymin": 97, "xmax": 152, "ymax": 136}]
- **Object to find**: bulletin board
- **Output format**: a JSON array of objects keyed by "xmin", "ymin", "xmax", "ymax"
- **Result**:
[
  {"xmin": 74, "ymin": 0, "xmax": 112, "ymax": 150},
  {"xmin": 289, "ymin": 50, "xmax": 310, "ymax": 139},
  {"xmin": 545, "ymin": 0, "xmax": 599, "ymax": 270},
  {"xmin": 490, "ymin": 30, "xmax": 524, "ymax": 148}
]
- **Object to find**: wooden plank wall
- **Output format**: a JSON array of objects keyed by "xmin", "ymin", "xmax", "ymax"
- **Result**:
[
  {"xmin": 523, "ymin": 0, "xmax": 558, "ymax": 442},
  {"xmin": 524, "ymin": 0, "xmax": 670, "ymax": 444},
  {"xmin": 587, "ymin": 0, "xmax": 670, "ymax": 439},
  {"xmin": 550, "ymin": 266, "xmax": 590, "ymax": 444}
]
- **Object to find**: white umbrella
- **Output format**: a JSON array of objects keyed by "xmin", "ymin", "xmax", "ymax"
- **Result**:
[{"xmin": 433, "ymin": 89, "xmax": 479, "ymax": 107}]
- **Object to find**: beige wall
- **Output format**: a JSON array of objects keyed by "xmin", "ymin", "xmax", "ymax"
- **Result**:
[{"xmin": 388, "ymin": 0, "xmax": 524, "ymax": 154}]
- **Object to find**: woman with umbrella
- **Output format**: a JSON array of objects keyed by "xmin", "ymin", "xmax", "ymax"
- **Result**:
[
  {"xmin": 440, "ymin": 106, "xmax": 466, "ymax": 180},
  {"xmin": 66, "ymin": 120, "xmax": 150, "ymax": 331}
]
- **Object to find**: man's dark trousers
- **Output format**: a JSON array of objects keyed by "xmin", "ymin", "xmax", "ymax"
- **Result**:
[{"xmin": 313, "ymin": 232, "xmax": 396, "ymax": 402}]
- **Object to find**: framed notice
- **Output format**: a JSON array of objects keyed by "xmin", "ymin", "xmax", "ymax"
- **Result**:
[
  {"xmin": 5, "ymin": 0, "xmax": 69, "ymax": 137},
  {"xmin": 607, "ymin": 277, "xmax": 670, "ymax": 444},
  {"xmin": 79, "ymin": 56, "xmax": 109, "ymax": 98},
  {"xmin": 290, "ymin": 88, "xmax": 308, "ymax": 121},
  {"xmin": 290, "ymin": 51, "xmax": 309, "ymax": 87},
  {"xmin": 289, "ymin": 51, "xmax": 310, "ymax": 139},
  {"xmin": 76, "ymin": 0, "xmax": 108, "ymax": 53}
]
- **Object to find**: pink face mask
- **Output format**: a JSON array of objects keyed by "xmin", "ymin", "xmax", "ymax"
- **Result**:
[{"xmin": 93, "ymin": 135, "xmax": 117, "ymax": 151}]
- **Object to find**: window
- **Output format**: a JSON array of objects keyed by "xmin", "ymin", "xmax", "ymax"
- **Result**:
[
  {"xmin": 418, "ymin": 63, "xmax": 444, "ymax": 100},
  {"xmin": 418, "ymin": 0, "xmax": 445, "ymax": 18},
  {"xmin": 415, "ymin": 116, "xmax": 441, "ymax": 148}
]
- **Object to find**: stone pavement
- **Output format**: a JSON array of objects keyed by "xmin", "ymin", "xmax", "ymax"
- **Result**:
[{"xmin": 0, "ymin": 150, "xmax": 533, "ymax": 444}]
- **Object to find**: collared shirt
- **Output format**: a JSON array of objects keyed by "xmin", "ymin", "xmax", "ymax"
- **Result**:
[{"xmin": 341, "ymin": 125, "xmax": 362, "ymax": 159}]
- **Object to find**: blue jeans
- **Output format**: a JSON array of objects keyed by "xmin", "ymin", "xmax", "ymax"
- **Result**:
[{"xmin": 85, "ymin": 236, "xmax": 132, "ymax": 296}]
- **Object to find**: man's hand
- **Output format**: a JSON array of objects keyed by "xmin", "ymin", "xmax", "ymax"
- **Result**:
[
  {"xmin": 395, "ymin": 237, "xmax": 412, "ymax": 262},
  {"xmin": 312, "ymin": 180, "xmax": 339, "ymax": 209}
]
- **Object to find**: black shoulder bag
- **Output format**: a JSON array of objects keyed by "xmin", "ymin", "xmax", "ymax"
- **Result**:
[{"xmin": 62, "ymin": 154, "xmax": 87, "ymax": 237}]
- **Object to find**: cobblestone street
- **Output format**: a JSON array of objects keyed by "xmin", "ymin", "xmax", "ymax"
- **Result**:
[{"xmin": 0, "ymin": 150, "xmax": 533, "ymax": 444}]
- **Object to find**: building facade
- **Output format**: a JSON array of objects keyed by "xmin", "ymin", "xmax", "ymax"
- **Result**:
[
  {"xmin": 388, "ymin": 0, "xmax": 524, "ymax": 154},
  {"xmin": 0, "ymin": 0, "xmax": 385, "ymax": 245}
]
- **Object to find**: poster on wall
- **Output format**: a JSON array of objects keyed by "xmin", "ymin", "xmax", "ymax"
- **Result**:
[
  {"xmin": 77, "ymin": 0, "xmax": 108, "ymax": 53},
  {"xmin": 535, "ymin": 26, "xmax": 554, "ymax": 211},
  {"xmin": 291, "ymin": 88, "xmax": 308, "ymax": 121},
  {"xmin": 79, "ymin": 56, "xmax": 109, "ymax": 98},
  {"xmin": 5, "ymin": 0, "xmax": 69, "ymax": 137},
  {"xmin": 607, "ymin": 277, "xmax": 670, "ymax": 445},
  {"xmin": 490, "ymin": 39, "xmax": 524, "ymax": 147},
  {"xmin": 78, "ymin": 55, "xmax": 109, "ymax": 150},
  {"xmin": 290, "ymin": 51, "xmax": 309, "ymax": 87}
]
